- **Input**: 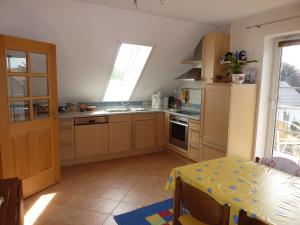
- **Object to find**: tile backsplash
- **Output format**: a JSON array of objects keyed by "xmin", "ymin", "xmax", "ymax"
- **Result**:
[{"xmin": 176, "ymin": 81, "xmax": 202, "ymax": 111}]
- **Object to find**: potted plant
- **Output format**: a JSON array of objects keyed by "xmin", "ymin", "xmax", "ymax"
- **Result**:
[{"xmin": 225, "ymin": 54, "xmax": 257, "ymax": 83}]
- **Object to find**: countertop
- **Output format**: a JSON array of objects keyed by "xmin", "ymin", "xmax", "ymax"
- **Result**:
[{"xmin": 58, "ymin": 108, "xmax": 200, "ymax": 121}]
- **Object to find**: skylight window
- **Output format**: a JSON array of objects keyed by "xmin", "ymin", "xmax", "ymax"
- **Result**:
[{"xmin": 103, "ymin": 43, "xmax": 153, "ymax": 101}]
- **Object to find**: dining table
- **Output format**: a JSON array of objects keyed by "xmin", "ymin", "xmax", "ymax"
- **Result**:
[{"xmin": 165, "ymin": 156, "xmax": 300, "ymax": 225}]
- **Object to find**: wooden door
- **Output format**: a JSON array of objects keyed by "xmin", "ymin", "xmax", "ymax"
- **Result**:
[
  {"xmin": 201, "ymin": 84, "xmax": 231, "ymax": 148},
  {"xmin": 0, "ymin": 35, "xmax": 60, "ymax": 198},
  {"xmin": 109, "ymin": 122, "xmax": 132, "ymax": 153},
  {"xmin": 133, "ymin": 120, "xmax": 155, "ymax": 150},
  {"xmin": 75, "ymin": 124, "xmax": 109, "ymax": 158}
]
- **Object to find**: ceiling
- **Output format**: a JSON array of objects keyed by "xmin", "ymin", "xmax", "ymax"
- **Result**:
[{"xmin": 75, "ymin": 0, "xmax": 298, "ymax": 25}]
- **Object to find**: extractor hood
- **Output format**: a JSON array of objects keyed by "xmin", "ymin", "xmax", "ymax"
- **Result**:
[
  {"xmin": 176, "ymin": 38, "xmax": 203, "ymax": 81},
  {"xmin": 181, "ymin": 38, "xmax": 203, "ymax": 68},
  {"xmin": 175, "ymin": 68, "xmax": 201, "ymax": 81}
]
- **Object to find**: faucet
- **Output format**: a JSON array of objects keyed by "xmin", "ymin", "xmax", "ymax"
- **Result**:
[{"xmin": 121, "ymin": 102, "xmax": 131, "ymax": 110}]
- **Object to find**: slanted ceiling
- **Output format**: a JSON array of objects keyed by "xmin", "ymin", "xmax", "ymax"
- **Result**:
[{"xmin": 0, "ymin": 0, "xmax": 215, "ymax": 103}]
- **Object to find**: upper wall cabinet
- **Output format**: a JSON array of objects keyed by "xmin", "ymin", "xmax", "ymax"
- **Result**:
[{"xmin": 201, "ymin": 32, "xmax": 230, "ymax": 84}]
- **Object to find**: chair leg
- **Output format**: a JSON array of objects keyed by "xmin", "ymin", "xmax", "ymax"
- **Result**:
[{"xmin": 173, "ymin": 177, "xmax": 181, "ymax": 225}]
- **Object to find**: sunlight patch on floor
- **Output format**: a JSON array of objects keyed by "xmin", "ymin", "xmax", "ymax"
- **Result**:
[{"xmin": 24, "ymin": 193, "xmax": 56, "ymax": 225}]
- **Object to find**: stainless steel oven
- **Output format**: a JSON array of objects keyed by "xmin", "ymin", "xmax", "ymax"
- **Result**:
[{"xmin": 169, "ymin": 115, "xmax": 188, "ymax": 150}]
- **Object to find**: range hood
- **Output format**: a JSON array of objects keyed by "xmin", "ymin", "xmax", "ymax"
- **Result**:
[
  {"xmin": 176, "ymin": 38, "xmax": 203, "ymax": 81},
  {"xmin": 175, "ymin": 68, "xmax": 201, "ymax": 81}
]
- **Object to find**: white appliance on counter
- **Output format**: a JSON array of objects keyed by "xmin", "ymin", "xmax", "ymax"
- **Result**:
[{"xmin": 152, "ymin": 92, "xmax": 162, "ymax": 109}]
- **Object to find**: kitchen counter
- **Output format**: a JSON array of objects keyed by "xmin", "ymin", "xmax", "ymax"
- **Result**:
[{"xmin": 58, "ymin": 108, "xmax": 200, "ymax": 120}]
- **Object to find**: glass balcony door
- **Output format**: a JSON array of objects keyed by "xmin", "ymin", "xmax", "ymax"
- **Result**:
[{"xmin": 272, "ymin": 41, "xmax": 300, "ymax": 163}]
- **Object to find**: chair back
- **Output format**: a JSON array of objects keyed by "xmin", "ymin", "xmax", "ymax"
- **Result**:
[
  {"xmin": 256, "ymin": 156, "xmax": 300, "ymax": 176},
  {"xmin": 174, "ymin": 177, "xmax": 230, "ymax": 225},
  {"xmin": 238, "ymin": 210, "xmax": 268, "ymax": 225}
]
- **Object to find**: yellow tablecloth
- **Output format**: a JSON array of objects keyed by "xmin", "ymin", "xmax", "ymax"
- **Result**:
[{"xmin": 165, "ymin": 156, "xmax": 300, "ymax": 225}]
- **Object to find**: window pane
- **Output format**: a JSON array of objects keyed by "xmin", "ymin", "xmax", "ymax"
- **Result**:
[
  {"xmin": 30, "ymin": 53, "xmax": 48, "ymax": 74},
  {"xmin": 6, "ymin": 50, "xmax": 27, "ymax": 73},
  {"xmin": 8, "ymin": 76, "xmax": 28, "ymax": 97},
  {"xmin": 104, "ymin": 43, "xmax": 152, "ymax": 101},
  {"xmin": 32, "ymin": 77, "xmax": 48, "ymax": 96},
  {"xmin": 33, "ymin": 99, "xmax": 49, "ymax": 119},
  {"xmin": 273, "ymin": 44, "xmax": 300, "ymax": 163},
  {"xmin": 10, "ymin": 101, "xmax": 30, "ymax": 123}
]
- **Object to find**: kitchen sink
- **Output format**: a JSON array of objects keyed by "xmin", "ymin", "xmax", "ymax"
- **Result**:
[
  {"xmin": 104, "ymin": 107, "xmax": 149, "ymax": 113},
  {"xmin": 105, "ymin": 108, "xmax": 130, "ymax": 112}
]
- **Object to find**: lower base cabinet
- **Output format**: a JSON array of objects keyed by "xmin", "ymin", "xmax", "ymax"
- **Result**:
[
  {"xmin": 133, "ymin": 120, "xmax": 155, "ymax": 150},
  {"xmin": 201, "ymin": 142, "xmax": 226, "ymax": 161},
  {"xmin": 109, "ymin": 122, "xmax": 132, "ymax": 153},
  {"xmin": 189, "ymin": 145, "xmax": 201, "ymax": 161},
  {"xmin": 75, "ymin": 124, "xmax": 109, "ymax": 158}
]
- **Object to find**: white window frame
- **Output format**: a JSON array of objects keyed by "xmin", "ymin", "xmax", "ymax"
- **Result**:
[{"xmin": 102, "ymin": 42, "xmax": 154, "ymax": 102}]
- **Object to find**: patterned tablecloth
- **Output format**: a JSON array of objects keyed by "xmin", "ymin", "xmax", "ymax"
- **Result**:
[{"xmin": 165, "ymin": 156, "xmax": 300, "ymax": 225}]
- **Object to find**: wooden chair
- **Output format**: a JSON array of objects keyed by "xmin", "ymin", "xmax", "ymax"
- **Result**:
[
  {"xmin": 173, "ymin": 177, "xmax": 230, "ymax": 225},
  {"xmin": 238, "ymin": 210, "xmax": 267, "ymax": 225}
]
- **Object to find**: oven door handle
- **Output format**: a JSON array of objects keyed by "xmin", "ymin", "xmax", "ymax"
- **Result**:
[{"xmin": 170, "ymin": 120, "xmax": 188, "ymax": 127}]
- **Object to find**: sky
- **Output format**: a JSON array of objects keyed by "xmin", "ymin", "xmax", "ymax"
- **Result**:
[{"xmin": 282, "ymin": 45, "xmax": 300, "ymax": 70}]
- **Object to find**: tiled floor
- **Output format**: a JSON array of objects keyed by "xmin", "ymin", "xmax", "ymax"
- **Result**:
[{"xmin": 24, "ymin": 152, "xmax": 185, "ymax": 225}]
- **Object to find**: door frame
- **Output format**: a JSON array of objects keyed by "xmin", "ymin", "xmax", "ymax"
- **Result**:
[{"xmin": 265, "ymin": 35, "xmax": 300, "ymax": 157}]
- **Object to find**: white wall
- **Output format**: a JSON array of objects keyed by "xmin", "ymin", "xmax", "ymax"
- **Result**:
[
  {"xmin": 0, "ymin": 0, "xmax": 214, "ymax": 103},
  {"xmin": 230, "ymin": 2, "xmax": 300, "ymax": 157}
]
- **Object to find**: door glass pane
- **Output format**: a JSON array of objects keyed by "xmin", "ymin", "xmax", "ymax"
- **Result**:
[
  {"xmin": 8, "ymin": 76, "xmax": 28, "ymax": 97},
  {"xmin": 273, "ymin": 44, "xmax": 300, "ymax": 163},
  {"xmin": 33, "ymin": 99, "xmax": 49, "ymax": 119},
  {"xmin": 10, "ymin": 101, "xmax": 30, "ymax": 122},
  {"xmin": 6, "ymin": 50, "xmax": 27, "ymax": 73},
  {"xmin": 32, "ymin": 77, "xmax": 48, "ymax": 96},
  {"xmin": 30, "ymin": 53, "xmax": 47, "ymax": 74}
]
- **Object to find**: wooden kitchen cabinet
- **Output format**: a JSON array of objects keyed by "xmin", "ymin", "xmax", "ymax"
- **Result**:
[
  {"xmin": 201, "ymin": 142, "xmax": 226, "ymax": 161},
  {"xmin": 188, "ymin": 119, "xmax": 201, "ymax": 161},
  {"xmin": 201, "ymin": 84, "xmax": 231, "ymax": 148},
  {"xmin": 201, "ymin": 32, "xmax": 230, "ymax": 83},
  {"xmin": 109, "ymin": 122, "xmax": 132, "ymax": 153},
  {"xmin": 156, "ymin": 112, "xmax": 165, "ymax": 147},
  {"xmin": 59, "ymin": 118, "xmax": 75, "ymax": 161},
  {"xmin": 200, "ymin": 84, "xmax": 257, "ymax": 160},
  {"xmin": 133, "ymin": 118, "xmax": 155, "ymax": 150},
  {"xmin": 75, "ymin": 124, "xmax": 109, "ymax": 158}
]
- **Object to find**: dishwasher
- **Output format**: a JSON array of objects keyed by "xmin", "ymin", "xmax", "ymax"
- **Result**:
[{"xmin": 74, "ymin": 116, "xmax": 109, "ymax": 158}]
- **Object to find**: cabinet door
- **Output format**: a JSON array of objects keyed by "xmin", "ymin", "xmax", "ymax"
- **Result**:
[
  {"xmin": 201, "ymin": 85, "xmax": 230, "ymax": 148},
  {"xmin": 59, "ymin": 126, "xmax": 74, "ymax": 145},
  {"xmin": 202, "ymin": 142, "xmax": 226, "ymax": 161},
  {"xmin": 156, "ymin": 113, "xmax": 165, "ymax": 147},
  {"xmin": 133, "ymin": 120, "xmax": 155, "ymax": 150},
  {"xmin": 202, "ymin": 33, "xmax": 216, "ymax": 84},
  {"xmin": 75, "ymin": 124, "xmax": 108, "ymax": 158},
  {"xmin": 60, "ymin": 145, "xmax": 75, "ymax": 160},
  {"xmin": 109, "ymin": 122, "xmax": 132, "ymax": 153},
  {"xmin": 189, "ymin": 145, "xmax": 200, "ymax": 162}
]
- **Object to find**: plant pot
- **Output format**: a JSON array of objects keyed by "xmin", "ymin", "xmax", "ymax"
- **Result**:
[{"xmin": 232, "ymin": 73, "xmax": 245, "ymax": 83}]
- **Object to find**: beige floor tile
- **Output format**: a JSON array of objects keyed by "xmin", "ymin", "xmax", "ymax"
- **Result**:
[
  {"xmin": 80, "ymin": 184, "xmax": 110, "ymax": 198},
  {"xmin": 103, "ymin": 215, "xmax": 118, "ymax": 225},
  {"xmin": 112, "ymin": 202, "xmax": 142, "ymax": 215},
  {"xmin": 122, "ymin": 191, "xmax": 149, "ymax": 205},
  {"xmin": 102, "ymin": 187, "xmax": 128, "ymax": 201},
  {"xmin": 96, "ymin": 198, "xmax": 120, "ymax": 214},
  {"xmin": 24, "ymin": 152, "xmax": 185, "ymax": 225},
  {"xmin": 67, "ymin": 194, "xmax": 102, "ymax": 211}
]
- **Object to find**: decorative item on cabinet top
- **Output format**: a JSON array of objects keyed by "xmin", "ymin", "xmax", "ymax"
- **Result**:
[{"xmin": 220, "ymin": 51, "xmax": 258, "ymax": 84}]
